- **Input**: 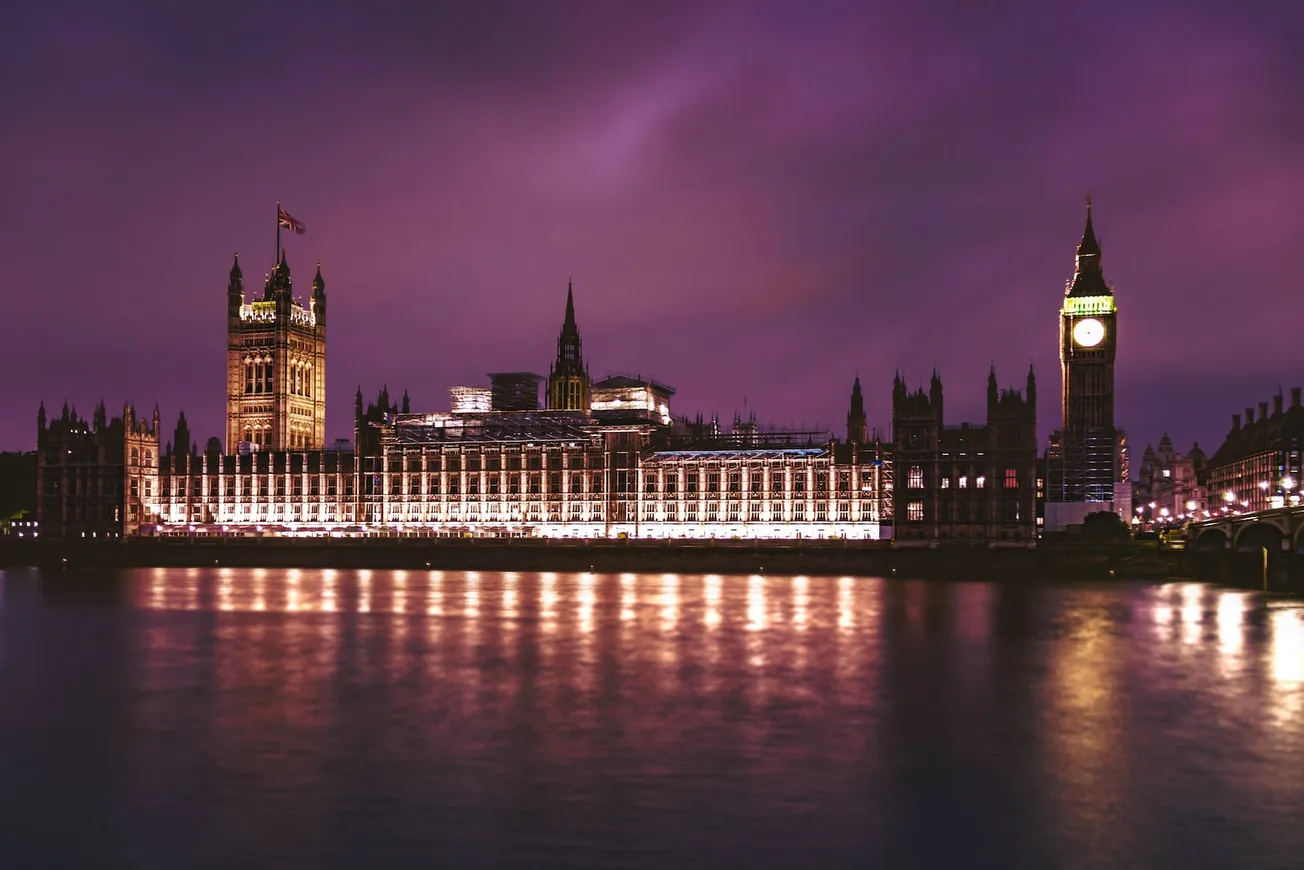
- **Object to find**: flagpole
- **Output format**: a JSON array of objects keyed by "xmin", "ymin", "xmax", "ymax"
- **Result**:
[{"xmin": 275, "ymin": 200, "xmax": 282, "ymax": 264}]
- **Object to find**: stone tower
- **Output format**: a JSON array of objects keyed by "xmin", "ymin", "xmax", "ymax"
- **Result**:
[
  {"xmin": 846, "ymin": 375, "xmax": 868, "ymax": 444},
  {"xmin": 225, "ymin": 252, "xmax": 327, "ymax": 451},
  {"xmin": 546, "ymin": 280, "xmax": 590, "ymax": 412}
]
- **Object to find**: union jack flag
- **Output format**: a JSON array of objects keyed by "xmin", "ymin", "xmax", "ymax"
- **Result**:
[{"xmin": 277, "ymin": 205, "xmax": 305, "ymax": 235}]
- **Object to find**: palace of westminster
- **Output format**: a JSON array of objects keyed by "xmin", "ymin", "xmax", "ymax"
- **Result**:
[{"xmin": 36, "ymin": 201, "xmax": 1292, "ymax": 544}]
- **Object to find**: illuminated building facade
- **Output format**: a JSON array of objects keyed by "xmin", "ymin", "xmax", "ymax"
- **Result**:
[
  {"xmin": 226, "ymin": 252, "xmax": 327, "ymax": 452},
  {"xmin": 36, "ymin": 401, "xmax": 160, "ymax": 539},
  {"xmin": 1046, "ymin": 201, "xmax": 1128, "ymax": 529},
  {"xmin": 892, "ymin": 367, "xmax": 1038, "ymax": 543},
  {"xmin": 1206, "ymin": 389, "xmax": 1304, "ymax": 514},
  {"xmin": 590, "ymin": 375, "xmax": 674, "ymax": 425},
  {"xmin": 1132, "ymin": 435, "xmax": 1207, "ymax": 529},
  {"xmin": 449, "ymin": 386, "xmax": 492, "ymax": 414},
  {"xmin": 350, "ymin": 411, "xmax": 890, "ymax": 539},
  {"xmin": 156, "ymin": 442, "xmax": 358, "ymax": 529}
]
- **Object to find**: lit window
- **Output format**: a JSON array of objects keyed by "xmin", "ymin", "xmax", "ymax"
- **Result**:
[
  {"xmin": 1004, "ymin": 468, "xmax": 1018, "ymax": 488},
  {"xmin": 907, "ymin": 501, "xmax": 924, "ymax": 521},
  {"xmin": 959, "ymin": 476, "xmax": 968, "ymax": 489},
  {"xmin": 976, "ymin": 476, "xmax": 986, "ymax": 488},
  {"xmin": 908, "ymin": 466, "xmax": 923, "ymax": 489},
  {"xmin": 941, "ymin": 478, "xmax": 950, "ymax": 489}
]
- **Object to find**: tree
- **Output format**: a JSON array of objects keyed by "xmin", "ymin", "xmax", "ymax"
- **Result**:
[{"xmin": 1081, "ymin": 510, "xmax": 1130, "ymax": 542}]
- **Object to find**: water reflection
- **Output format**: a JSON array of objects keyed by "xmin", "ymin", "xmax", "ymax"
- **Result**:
[
  {"xmin": 792, "ymin": 575, "xmax": 809, "ymax": 632},
  {"xmin": 620, "ymin": 572, "xmax": 636, "ymax": 623},
  {"xmin": 838, "ymin": 575, "xmax": 854, "ymax": 631},
  {"xmin": 659, "ymin": 573, "xmax": 679, "ymax": 634},
  {"xmin": 1217, "ymin": 593, "xmax": 1246, "ymax": 659},
  {"xmin": 8, "ymin": 569, "xmax": 1304, "ymax": 869},
  {"xmin": 704, "ymin": 574, "xmax": 722, "ymax": 627}
]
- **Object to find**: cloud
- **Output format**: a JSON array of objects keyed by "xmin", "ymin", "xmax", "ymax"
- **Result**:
[{"xmin": 2, "ymin": 1, "xmax": 1303, "ymax": 457}]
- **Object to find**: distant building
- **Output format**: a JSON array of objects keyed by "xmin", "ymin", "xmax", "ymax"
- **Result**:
[
  {"xmin": 1132, "ymin": 435, "xmax": 1207, "ymax": 529},
  {"xmin": 1045, "ymin": 200, "xmax": 1129, "ymax": 530},
  {"xmin": 1206, "ymin": 388, "xmax": 1304, "ymax": 514},
  {"xmin": 449, "ymin": 386, "xmax": 492, "ymax": 414},
  {"xmin": 36, "ymin": 401, "xmax": 159, "ymax": 539},
  {"xmin": 892, "ymin": 367, "xmax": 1038, "ymax": 544},
  {"xmin": 488, "ymin": 373, "xmax": 543, "ymax": 412},
  {"xmin": 590, "ymin": 375, "xmax": 675, "ymax": 425}
]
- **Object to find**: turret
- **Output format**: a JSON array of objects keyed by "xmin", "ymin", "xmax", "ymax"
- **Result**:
[
  {"xmin": 846, "ymin": 375, "xmax": 868, "ymax": 444},
  {"xmin": 929, "ymin": 368, "xmax": 943, "ymax": 419},
  {"xmin": 173, "ymin": 411, "xmax": 192, "ymax": 457},
  {"xmin": 401, "ymin": 390, "xmax": 410, "ymax": 415},
  {"xmin": 93, "ymin": 400, "xmax": 107, "ymax": 431},
  {"xmin": 312, "ymin": 263, "xmax": 326, "ymax": 326},
  {"xmin": 355, "ymin": 386, "xmax": 363, "ymax": 422},
  {"xmin": 228, "ymin": 253, "xmax": 244, "ymax": 319},
  {"xmin": 273, "ymin": 250, "xmax": 292, "ymax": 314},
  {"xmin": 987, "ymin": 365, "xmax": 998, "ymax": 414},
  {"xmin": 1026, "ymin": 361, "xmax": 1036, "ymax": 409}
]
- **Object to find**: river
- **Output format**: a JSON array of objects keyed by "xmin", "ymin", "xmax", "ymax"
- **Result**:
[{"xmin": 1, "ymin": 568, "xmax": 1301, "ymax": 868}]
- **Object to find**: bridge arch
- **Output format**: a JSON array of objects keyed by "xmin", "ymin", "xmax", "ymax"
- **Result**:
[
  {"xmin": 1234, "ymin": 521, "xmax": 1286, "ymax": 554},
  {"xmin": 1193, "ymin": 528, "xmax": 1228, "ymax": 552}
]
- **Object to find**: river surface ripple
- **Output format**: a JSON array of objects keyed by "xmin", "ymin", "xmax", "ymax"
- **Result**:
[{"xmin": 1, "ymin": 568, "xmax": 1302, "ymax": 868}]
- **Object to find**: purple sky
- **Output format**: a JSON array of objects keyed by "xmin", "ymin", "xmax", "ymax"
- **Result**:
[{"xmin": 3, "ymin": 1, "xmax": 1303, "ymax": 458}]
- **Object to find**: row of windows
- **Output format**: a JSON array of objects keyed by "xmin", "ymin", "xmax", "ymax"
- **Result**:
[
  {"xmin": 906, "ymin": 467, "xmax": 1023, "ymax": 489},
  {"xmin": 373, "ymin": 502, "xmax": 870, "ymax": 524},
  {"xmin": 163, "ymin": 477, "xmax": 355, "ymax": 498},
  {"xmin": 243, "ymin": 361, "xmax": 315, "ymax": 397}
]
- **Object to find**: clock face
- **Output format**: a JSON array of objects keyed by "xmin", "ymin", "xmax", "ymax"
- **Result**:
[{"xmin": 1073, "ymin": 317, "xmax": 1105, "ymax": 348}]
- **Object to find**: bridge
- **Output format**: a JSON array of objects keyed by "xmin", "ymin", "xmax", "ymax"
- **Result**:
[{"xmin": 1187, "ymin": 506, "xmax": 1304, "ymax": 555}]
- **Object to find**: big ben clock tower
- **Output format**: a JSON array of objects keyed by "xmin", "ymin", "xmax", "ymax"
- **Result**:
[{"xmin": 1048, "ymin": 199, "xmax": 1125, "ymax": 514}]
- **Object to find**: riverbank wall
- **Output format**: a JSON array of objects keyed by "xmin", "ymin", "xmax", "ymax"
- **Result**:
[{"xmin": 0, "ymin": 537, "xmax": 1199, "ymax": 583}]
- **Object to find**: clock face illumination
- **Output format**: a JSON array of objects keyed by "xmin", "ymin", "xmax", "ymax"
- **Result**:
[{"xmin": 1073, "ymin": 317, "xmax": 1105, "ymax": 348}]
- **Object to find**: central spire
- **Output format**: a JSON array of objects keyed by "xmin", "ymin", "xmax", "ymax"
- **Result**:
[
  {"xmin": 547, "ymin": 278, "xmax": 590, "ymax": 411},
  {"xmin": 1066, "ymin": 197, "xmax": 1111, "ymax": 297},
  {"xmin": 1078, "ymin": 197, "xmax": 1101, "ymax": 258}
]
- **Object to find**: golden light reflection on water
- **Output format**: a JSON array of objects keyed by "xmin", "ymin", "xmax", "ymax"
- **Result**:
[
  {"xmin": 746, "ymin": 574, "xmax": 767, "ymax": 633},
  {"xmin": 579, "ymin": 572, "xmax": 597, "ymax": 636},
  {"xmin": 218, "ymin": 567, "xmax": 234, "ymax": 612},
  {"xmin": 503, "ymin": 571, "xmax": 519, "ymax": 620},
  {"xmin": 838, "ymin": 576, "xmax": 855, "ymax": 632},
  {"xmin": 704, "ymin": 574, "xmax": 722, "ymax": 628},
  {"xmin": 357, "ymin": 569, "xmax": 371, "ymax": 613},
  {"xmin": 659, "ymin": 573, "xmax": 679, "ymax": 634},
  {"xmin": 465, "ymin": 571, "xmax": 480, "ymax": 619},
  {"xmin": 321, "ymin": 568, "xmax": 336, "ymax": 613},
  {"xmin": 792, "ymin": 575, "xmax": 809, "ymax": 632},
  {"xmin": 393, "ymin": 570, "xmax": 408, "ymax": 615},
  {"xmin": 620, "ymin": 572, "xmax": 636, "ymax": 623},
  {"xmin": 1270, "ymin": 608, "xmax": 1304, "ymax": 686},
  {"xmin": 253, "ymin": 568, "xmax": 267, "ymax": 611},
  {"xmin": 286, "ymin": 568, "xmax": 301, "ymax": 613},
  {"xmin": 540, "ymin": 572, "xmax": 558, "ymax": 634},
  {"xmin": 1180, "ymin": 583, "xmax": 1203, "ymax": 645},
  {"xmin": 1217, "ymin": 592, "xmax": 1246, "ymax": 659},
  {"xmin": 426, "ymin": 570, "xmax": 444, "ymax": 616}
]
